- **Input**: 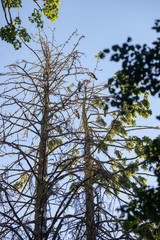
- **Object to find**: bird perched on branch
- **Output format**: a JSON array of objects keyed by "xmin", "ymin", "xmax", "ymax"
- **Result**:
[
  {"xmin": 78, "ymin": 81, "xmax": 83, "ymax": 92},
  {"xmin": 87, "ymin": 72, "xmax": 98, "ymax": 80},
  {"xmin": 103, "ymin": 104, "xmax": 109, "ymax": 117},
  {"xmin": 74, "ymin": 110, "xmax": 80, "ymax": 119}
]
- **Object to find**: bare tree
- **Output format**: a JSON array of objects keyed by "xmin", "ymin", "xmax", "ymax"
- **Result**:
[
  {"xmin": 0, "ymin": 30, "xmax": 158, "ymax": 240},
  {"xmin": 0, "ymin": 30, "xmax": 87, "ymax": 240}
]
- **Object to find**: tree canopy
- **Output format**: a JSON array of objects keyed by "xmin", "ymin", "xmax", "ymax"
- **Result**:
[
  {"xmin": 98, "ymin": 19, "xmax": 160, "ymax": 239},
  {"xmin": 0, "ymin": 0, "xmax": 61, "ymax": 49},
  {"xmin": 98, "ymin": 19, "xmax": 160, "ymax": 119}
]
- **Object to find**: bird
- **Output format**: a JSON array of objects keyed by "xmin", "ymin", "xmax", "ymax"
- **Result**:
[
  {"xmin": 78, "ymin": 81, "xmax": 83, "ymax": 92},
  {"xmin": 104, "ymin": 109, "xmax": 108, "ymax": 117},
  {"xmin": 87, "ymin": 72, "xmax": 98, "ymax": 80},
  {"xmin": 74, "ymin": 110, "xmax": 80, "ymax": 119},
  {"xmin": 103, "ymin": 104, "xmax": 109, "ymax": 117}
]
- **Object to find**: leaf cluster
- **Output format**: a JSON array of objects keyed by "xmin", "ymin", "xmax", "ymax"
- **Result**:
[
  {"xmin": 122, "ymin": 185, "xmax": 160, "ymax": 240},
  {"xmin": 0, "ymin": 0, "xmax": 61, "ymax": 49},
  {"xmin": 99, "ymin": 20, "xmax": 160, "ymax": 114},
  {"xmin": 48, "ymin": 138, "xmax": 63, "ymax": 151},
  {"xmin": 13, "ymin": 174, "xmax": 28, "ymax": 190},
  {"xmin": 0, "ymin": 23, "xmax": 30, "ymax": 49},
  {"xmin": 42, "ymin": 0, "xmax": 60, "ymax": 22},
  {"xmin": 119, "ymin": 136, "xmax": 160, "ymax": 239}
]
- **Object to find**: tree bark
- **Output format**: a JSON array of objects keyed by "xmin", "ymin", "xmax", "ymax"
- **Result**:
[
  {"xmin": 82, "ymin": 87, "xmax": 96, "ymax": 240},
  {"xmin": 34, "ymin": 71, "xmax": 49, "ymax": 240}
]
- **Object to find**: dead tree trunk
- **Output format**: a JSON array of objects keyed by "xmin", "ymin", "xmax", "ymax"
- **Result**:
[
  {"xmin": 34, "ymin": 67, "xmax": 50, "ymax": 239},
  {"xmin": 82, "ymin": 87, "xmax": 96, "ymax": 240}
]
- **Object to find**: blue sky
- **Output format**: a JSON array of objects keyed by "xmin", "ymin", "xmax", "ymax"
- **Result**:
[{"xmin": 0, "ymin": 0, "xmax": 160, "ymax": 130}]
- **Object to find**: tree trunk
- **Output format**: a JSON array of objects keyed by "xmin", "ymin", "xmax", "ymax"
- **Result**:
[
  {"xmin": 34, "ymin": 71, "xmax": 49, "ymax": 240},
  {"xmin": 82, "ymin": 87, "xmax": 96, "ymax": 240}
]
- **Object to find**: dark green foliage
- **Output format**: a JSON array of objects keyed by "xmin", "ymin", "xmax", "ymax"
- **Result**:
[
  {"xmin": 120, "ymin": 136, "xmax": 160, "ymax": 240},
  {"xmin": 98, "ymin": 19, "xmax": 160, "ymax": 239},
  {"xmin": 143, "ymin": 136, "xmax": 160, "ymax": 184},
  {"xmin": 0, "ymin": 24, "xmax": 30, "ymax": 49},
  {"xmin": 99, "ymin": 20, "xmax": 160, "ymax": 112},
  {"xmin": 28, "ymin": 11, "xmax": 43, "ymax": 28},
  {"xmin": 3, "ymin": 0, "xmax": 22, "ymax": 8},
  {"xmin": 121, "ymin": 185, "xmax": 160, "ymax": 240}
]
